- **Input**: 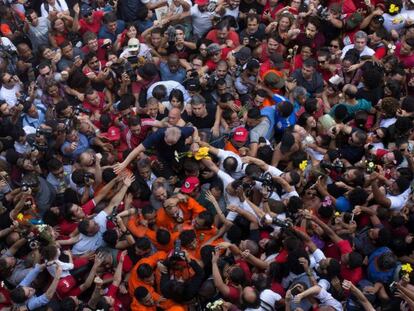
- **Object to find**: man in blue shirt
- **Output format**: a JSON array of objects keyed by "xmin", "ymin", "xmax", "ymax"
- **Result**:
[
  {"xmin": 261, "ymin": 93, "xmax": 297, "ymax": 141},
  {"xmin": 98, "ymin": 12, "xmax": 125, "ymax": 42},
  {"xmin": 114, "ymin": 126, "xmax": 201, "ymax": 174},
  {"xmin": 10, "ymin": 263, "xmax": 61, "ymax": 310}
]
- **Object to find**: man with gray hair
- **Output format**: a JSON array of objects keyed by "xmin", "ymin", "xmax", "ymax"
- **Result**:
[
  {"xmin": 341, "ymin": 31, "xmax": 375, "ymax": 59},
  {"xmin": 114, "ymin": 126, "xmax": 201, "ymax": 174}
]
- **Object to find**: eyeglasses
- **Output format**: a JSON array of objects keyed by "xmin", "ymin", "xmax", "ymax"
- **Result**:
[
  {"xmin": 318, "ymin": 60, "xmax": 326, "ymax": 64},
  {"xmin": 330, "ymin": 44, "xmax": 339, "ymax": 48}
]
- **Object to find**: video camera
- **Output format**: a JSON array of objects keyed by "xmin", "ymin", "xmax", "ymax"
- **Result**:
[
  {"xmin": 170, "ymin": 239, "xmax": 186, "ymax": 261},
  {"xmin": 320, "ymin": 158, "xmax": 345, "ymax": 174}
]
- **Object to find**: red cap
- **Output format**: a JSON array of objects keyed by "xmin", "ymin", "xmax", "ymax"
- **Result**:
[
  {"xmin": 232, "ymin": 127, "xmax": 249, "ymax": 142},
  {"xmin": 101, "ymin": 126, "xmax": 121, "ymax": 141},
  {"xmin": 195, "ymin": 0, "xmax": 209, "ymax": 5},
  {"xmin": 181, "ymin": 176, "xmax": 200, "ymax": 193}
]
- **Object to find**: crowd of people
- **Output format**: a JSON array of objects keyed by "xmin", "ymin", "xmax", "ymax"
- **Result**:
[{"xmin": 0, "ymin": 0, "xmax": 414, "ymax": 309}]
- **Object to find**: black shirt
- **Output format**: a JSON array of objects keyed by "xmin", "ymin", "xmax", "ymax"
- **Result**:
[{"xmin": 182, "ymin": 106, "xmax": 217, "ymax": 130}]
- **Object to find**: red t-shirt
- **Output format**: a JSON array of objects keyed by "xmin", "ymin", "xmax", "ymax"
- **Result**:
[
  {"xmin": 58, "ymin": 199, "xmax": 96, "ymax": 237},
  {"xmin": 395, "ymin": 43, "xmax": 414, "ymax": 68},
  {"xmin": 107, "ymin": 284, "xmax": 123, "ymax": 311},
  {"xmin": 206, "ymin": 30, "xmax": 240, "ymax": 49},
  {"xmin": 79, "ymin": 11, "xmax": 104, "ymax": 35},
  {"xmin": 226, "ymin": 285, "xmax": 241, "ymax": 304},
  {"xmin": 81, "ymin": 40, "xmax": 108, "ymax": 62}
]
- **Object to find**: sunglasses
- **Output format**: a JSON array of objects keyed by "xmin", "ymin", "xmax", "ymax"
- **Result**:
[
  {"xmin": 129, "ymin": 45, "xmax": 139, "ymax": 48},
  {"xmin": 330, "ymin": 44, "xmax": 339, "ymax": 48},
  {"xmin": 318, "ymin": 60, "xmax": 326, "ymax": 64}
]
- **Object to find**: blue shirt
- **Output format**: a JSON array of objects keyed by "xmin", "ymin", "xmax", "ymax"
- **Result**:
[
  {"xmin": 142, "ymin": 127, "xmax": 194, "ymax": 162},
  {"xmin": 98, "ymin": 20, "xmax": 125, "ymax": 42},
  {"xmin": 160, "ymin": 62, "xmax": 186, "ymax": 84},
  {"xmin": 18, "ymin": 265, "xmax": 50, "ymax": 310},
  {"xmin": 61, "ymin": 134, "xmax": 90, "ymax": 159},
  {"xmin": 261, "ymin": 94, "xmax": 296, "ymax": 134},
  {"xmin": 21, "ymin": 100, "xmax": 46, "ymax": 129}
]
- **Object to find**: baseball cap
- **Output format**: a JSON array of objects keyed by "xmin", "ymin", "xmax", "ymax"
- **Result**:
[
  {"xmin": 101, "ymin": 126, "xmax": 121, "ymax": 141},
  {"xmin": 234, "ymin": 47, "xmax": 252, "ymax": 62},
  {"xmin": 81, "ymin": 6, "xmax": 93, "ymax": 16},
  {"xmin": 280, "ymin": 132, "xmax": 295, "ymax": 154},
  {"xmin": 195, "ymin": 0, "xmax": 209, "ymax": 5},
  {"xmin": 232, "ymin": 127, "xmax": 249, "ymax": 142},
  {"xmin": 181, "ymin": 176, "xmax": 200, "ymax": 193},
  {"xmin": 207, "ymin": 43, "xmax": 221, "ymax": 55},
  {"xmin": 127, "ymin": 38, "xmax": 140, "ymax": 52},
  {"xmin": 137, "ymin": 63, "xmax": 158, "ymax": 80},
  {"xmin": 346, "ymin": 12, "xmax": 363, "ymax": 30},
  {"xmin": 263, "ymin": 71, "xmax": 285, "ymax": 89}
]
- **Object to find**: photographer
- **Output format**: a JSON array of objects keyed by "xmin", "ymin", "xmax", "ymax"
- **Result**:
[{"xmin": 160, "ymin": 247, "xmax": 205, "ymax": 304}]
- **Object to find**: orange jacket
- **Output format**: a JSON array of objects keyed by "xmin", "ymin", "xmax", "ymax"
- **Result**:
[
  {"xmin": 128, "ymin": 216, "xmax": 179, "ymax": 252},
  {"xmin": 128, "ymin": 251, "xmax": 167, "ymax": 297},
  {"xmin": 156, "ymin": 197, "xmax": 206, "ymax": 231},
  {"xmin": 130, "ymin": 292, "xmax": 180, "ymax": 311}
]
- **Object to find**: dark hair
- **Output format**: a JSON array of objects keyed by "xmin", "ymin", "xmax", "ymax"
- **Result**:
[
  {"xmin": 179, "ymin": 229, "xmax": 196, "ymax": 248},
  {"xmin": 348, "ymin": 251, "xmax": 363, "ymax": 269},
  {"xmin": 198, "ymin": 211, "xmax": 214, "ymax": 228},
  {"xmin": 278, "ymin": 101, "xmax": 293, "ymax": 117},
  {"xmin": 10, "ymin": 287, "xmax": 26, "ymax": 303},
  {"xmin": 229, "ymin": 266, "xmax": 246, "ymax": 286},
  {"xmin": 347, "ymin": 188, "xmax": 368, "ymax": 206},
  {"xmin": 135, "ymin": 237, "xmax": 151, "ymax": 250},
  {"xmin": 156, "ymin": 229, "xmax": 171, "ymax": 245},
  {"xmin": 78, "ymin": 220, "xmax": 90, "ymax": 235},
  {"xmin": 169, "ymin": 89, "xmax": 184, "ymax": 104},
  {"xmin": 247, "ymin": 107, "xmax": 261, "ymax": 120},
  {"xmin": 137, "ymin": 263, "xmax": 153, "ymax": 279},
  {"xmin": 103, "ymin": 229, "xmax": 118, "ymax": 247},
  {"xmin": 103, "ymin": 12, "xmax": 117, "ymax": 24},
  {"xmin": 135, "ymin": 286, "xmax": 149, "ymax": 301}
]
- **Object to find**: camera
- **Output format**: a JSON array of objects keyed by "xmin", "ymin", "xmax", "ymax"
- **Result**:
[
  {"xmin": 36, "ymin": 127, "xmax": 52, "ymax": 137},
  {"xmin": 389, "ymin": 281, "xmax": 397, "ymax": 294},
  {"xmin": 253, "ymin": 172, "xmax": 274, "ymax": 189},
  {"xmin": 27, "ymin": 236, "xmax": 40, "ymax": 249},
  {"xmin": 106, "ymin": 208, "xmax": 118, "ymax": 221},
  {"xmin": 74, "ymin": 105, "xmax": 90, "ymax": 116},
  {"xmin": 170, "ymin": 239, "xmax": 186, "ymax": 261},
  {"xmin": 83, "ymin": 172, "xmax": 95, "ymax": 182},
  {"xmin": 261, "ymin": 215, "xmax": 292, "ymax": 228},
  {"xmin": 31, "ymin": 142, "xmax": 48, "ymax": 152},
  {"xmin": 21, "ymin": 182, "xmax": 30, "ymax": 192},
  {"xmin": 17, "ymin": 92, "xmax": 28, "ymax": 103},
  {"xmin": 320, "ymin": 159, "xmax": 345, "ymax": 173}
]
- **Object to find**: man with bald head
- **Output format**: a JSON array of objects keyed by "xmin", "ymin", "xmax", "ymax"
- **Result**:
[
  {"xmin": 166, "ymin": 108, "xmax": 186, "ymax": 127},
  {"xmin": 114, "ymin": 126, "xmax": 201, "ymax": 174}
]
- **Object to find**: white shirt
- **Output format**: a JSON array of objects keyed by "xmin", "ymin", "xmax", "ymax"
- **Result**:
[
  {"xmin": 380, "ymin": 117, "xmax": 396, "ymax": 128},
  {"xmin": 217, "ymin": 149, "xmax": 245, "ymax": 179},
  {"xmin": 316, "ymin": 281, "xmax": 343, "ymax": 311},
  {"xmin": 72, "ymin": 210, "xmax": 107, "ymax": 255},
  {"xmin": 387, "ymin": 188, "xmax": 411, "ymax": 212},
  {"xmin": 341, "ymin": 44, "xmax": 375, "ymax": 59},
  {"xmin": 217, "ymin": 170, "xmax": 259, "ymax": 221},
  {"xmin": 147, "ymin": 80, "xmax": 190, "ymax": 104},
  {"xmin": 245, "ymin": 289, "xmax": 281, "ymax": 311},
  {"xmin": 190, "ymin": 5, "xmax": 214, "ymax": 37},
  {"xmin": 120, "ymin": 43, "xmax": 153, "ymax": 62},
  {"xmin": 167, "ymin": 0, "xmax": 192, "ymax": 14},
  {"xmin": 47, "ymin": 260, "xmax": 74, "ymax": 278},
  {"xmin": 0, "ymin": 84, "xmax": 20, "ymax": 107},
  {"xmin": 40, "ymin": 0, "xmax": 69, "ymax": 17}
]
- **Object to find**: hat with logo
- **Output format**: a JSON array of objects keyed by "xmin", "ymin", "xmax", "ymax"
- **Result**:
[
  {"xmin": 181, "ymin": 176, "xmax": 200, "ymax": 193},
  {"xmin": 127, "ymin": 38, "xmax": 140, "ymax": 52},
  {"xmin": 101, "ymin": 126, "xmax": 121, "ymax": 141},
  {"xmin": 232, "ymin": 127, "xmax": 249, "ymax": 142}
]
